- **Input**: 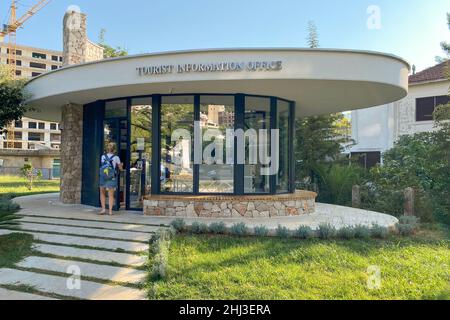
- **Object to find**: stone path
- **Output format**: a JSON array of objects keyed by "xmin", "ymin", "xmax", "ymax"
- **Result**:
[
  {"xmin": 0, "ymin": 193, "xmax": 400, "ymax": 300},
  {"xmin": 0, "ymin": 287, "xmax": 57, "ymax": 300},
  {"xmin": 0, "ymin": 212, "xmax": 158, "ymax": 300},
  {"xmin": 14, "ymin": 193, "xmax": 399, "ymax": 232}
]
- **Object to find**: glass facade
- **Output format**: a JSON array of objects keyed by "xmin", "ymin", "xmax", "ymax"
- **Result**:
[
  {"xmin": 160, "ymin": 96, "xmax": 195, "ymax": 193},
  {"xmin": 244, "ymin": 96, "xmax": 271, "ymax": 194},
  {"xmin": 83, "ymin": 93, "xmax": 295, "ymax": 210},
  {"xmin": 130, "ymin": 97, "xmax": 153, "ymax": 209},
  {"xmin": 199, "ymin": 96, "xmax": 235, "ymax": 194}
]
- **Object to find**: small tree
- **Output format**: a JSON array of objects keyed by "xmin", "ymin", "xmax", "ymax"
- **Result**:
[
  {"xmin": 0, "ymin": 66, "xmax": 28, "ymax": 134},
  {"xmin": 20, "ymin": 163, "xmax": 42, "ymax": 190},
  {"xmin": 98, "ymin": 29, "xmax": 128, "ymax": 58},
  {"xmin": 436, "ymin": 13, "xmax": 450, "ymax": 63},
  {"xmin": 295, "ymin": 21, "xmax": 353, "ymax": 190},
  {"xmin": 307, "ymin": 20, "xmax": 319, "ymax": 49}
]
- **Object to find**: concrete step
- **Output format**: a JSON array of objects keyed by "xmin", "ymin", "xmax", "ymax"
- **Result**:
[
  {"xmin": 0, "ymin": 287, "xmax": 58, "ymax": 300},
  {"xmin": 18, "ymin": 222, "xmax": 151, "ymax": 242},
  {"xmin": 33, "ymin": 244, "xmax": 147, "ymax": 267},
  {"xmin": 0, "ymin": 229, "xmax": 14, "ymax": 236},
  {"xmin": 0, "ymin": 229, "xmax": 147, "ymax": 252},
  {"xmin": 0, "ymin": 268, "xmax": 146, "ymax": 300},
  {"xmin": 19, "ymin": 216, "xmax": 158, "ymax": 233},
  {"xmin": 17, "ymin": 256, "xmax": 147, "ymax": 285}
]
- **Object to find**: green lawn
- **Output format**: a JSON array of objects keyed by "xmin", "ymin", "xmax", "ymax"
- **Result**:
[
  {"xmin": 148, "ymin": 228, "xmax": 449, "ymax": 300},
  {"xmin": 0, "ymin": 175, "xmax": 45, "ymax": 269},
  {"xmin": 0, "ymin": 175, "xmax": 60, "ymax": 198}
]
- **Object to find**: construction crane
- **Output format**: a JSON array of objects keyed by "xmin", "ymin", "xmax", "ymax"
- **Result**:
[{"xmin": 1, "ymin": 0, "xmax": 51, "ymax": 148}]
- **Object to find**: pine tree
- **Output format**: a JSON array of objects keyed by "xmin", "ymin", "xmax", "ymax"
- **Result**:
[
  {"xmin": 295, "ymin": 21, "xmax": 350, "ymax": 187},
  {"xmin": 307, "ymin": 21, "xmax": 319, "ymax": 49}
]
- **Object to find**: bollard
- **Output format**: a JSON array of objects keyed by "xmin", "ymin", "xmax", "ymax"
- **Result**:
[
  {"xmin": 352, "ymin": 185, "xmax": 361, "ymax": 208},
  {"xmin": 404, "ymin": 187, "xmax": 415, "ymax": 216}
]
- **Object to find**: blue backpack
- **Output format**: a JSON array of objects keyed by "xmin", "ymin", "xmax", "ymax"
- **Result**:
[{"xmin": 100, "ymin": 155, "xmax": 116, "ymax": 182}]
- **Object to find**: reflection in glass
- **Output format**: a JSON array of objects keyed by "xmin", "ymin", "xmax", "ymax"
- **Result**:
[
  {"xmin": 160, "ymin": 96, "xmax": 194, "ymax": 193},
  {"xmin": 276, "ymin": 100, "xmax": 289, "ymax": 193},
  {"xmin": 199, "ymin": 96, "xmax": 235, "ymax": 193},
  {"xmin": 103, "ymin": 119, "xmax": 128, "ymax": 209},
  {"xmin": 105, "ymin": 100, "xmax": 127, "ymax": 118},
  {"xmin": 130, "ymin": 98, "xmax": 152, "ymax": 208},
  {"xmin": 244, "ymin": 97, "xmax": 271, "ymax": 193}
]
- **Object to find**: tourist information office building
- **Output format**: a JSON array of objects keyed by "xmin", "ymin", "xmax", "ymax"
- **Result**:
[{"xmin": 24, "ymin": 49, "xmax": 409, "ymax": 213}]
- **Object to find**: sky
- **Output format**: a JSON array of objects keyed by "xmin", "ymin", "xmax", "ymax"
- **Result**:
[{"xmin": 1, "ymin": 0, "xmax": 449, "ymax": 72}]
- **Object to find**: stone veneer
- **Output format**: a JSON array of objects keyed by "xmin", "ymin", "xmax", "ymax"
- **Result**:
[
  {"xmin": 85, "ymin": 40, "xmax": 105, "ymax": 63},
  {"xmin": 59, "ymin": 10, "xmax": 103, "ymax": 204},
  {"xmin": 63, "ymin": 10, "xmax": 103, "ymax": 66},
  {"xmin": 60, "ymin": 104, "xmax": 83, "ymax": 204},
  {"xmin": 143, "ymin": 191, "xmax": 317, "ymax": 218}
]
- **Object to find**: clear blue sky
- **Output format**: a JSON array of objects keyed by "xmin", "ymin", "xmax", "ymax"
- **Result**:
[{"xmin": 2, "ymin": 0, "xmax": 449, "ymax": 71}]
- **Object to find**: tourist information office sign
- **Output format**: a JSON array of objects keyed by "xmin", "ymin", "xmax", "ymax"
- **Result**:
[{"xmin": 136, "ymin": 60, "xmax": 283, "ymax": 76}]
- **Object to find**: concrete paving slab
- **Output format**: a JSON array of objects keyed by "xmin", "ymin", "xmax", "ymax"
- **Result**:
[
  {"xmin": 0, "ymin": 228, "xmax": 147, "ymax": 252},
  {"xmin": 0, "ymin": 287, "xmax": 58, "ymax": 300},
  {"xmin": 13, "ymin": 193, "xmax": 399, "ymax": 231},
  {"xmin": 30, "ymin": 232, "xmax": 147, "ymax": 252},
  {"xmin": 0, "ymin": 229, "xmax": 14, "ymax": 236},
  {"xmin": 17, "ymin": 256, "xmax": 146, "ymax": 284},
  {"xmin": 19, "ymin": 222, "xmax": 151, "ymax": 242},
  {"xmin": 0, "ymin": 268, "xmax": 146, "ymax": 300},
  {"xmin": 20, "ymin": 216, "xmax": 158, "ymax": 233},
  {"xmin": 14, "ymin": 194, "xmax": 168, "ymax": 226},
  {"xmin": 33, "ymin": 244, "xmax": 146, "ymax": 267}
]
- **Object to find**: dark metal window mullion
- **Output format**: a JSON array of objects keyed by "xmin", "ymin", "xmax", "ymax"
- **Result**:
[
  {"xmin": 125, "ymin": 98, "xmax": 131, "ymax": 210},
  {"xmin": 151, "ymin": 95, "xmax": 161, "ymax": 195},
  {"xmin": 193, "ymin": 95, "xmax": 200, "ymax": 195},
  {"xmin": 270, "ymin": 97, "xmax": 277, "ymax": 195},
  {"xmin": 289, "ymin": 102, "xmax": 296, "ymax": 193},
  {"xmin": 234, "ymin": 94, "xmax": 245, "ymax": 195}
]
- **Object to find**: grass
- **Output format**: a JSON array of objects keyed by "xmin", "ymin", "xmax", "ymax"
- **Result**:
[
  {"xmin": 147, "ymin": 227, "xmax": 450, "ymax": 300},
  {"xmin": 0, "ymin": 175, "xmax": 60, "ymax": 295},
  {"xmin": 0, "ymin": 175, "xmax": 60, "ymax": 198},
  {"xmin": 0, "ymin": 233, "xmax": 34, "ymax": 268}
]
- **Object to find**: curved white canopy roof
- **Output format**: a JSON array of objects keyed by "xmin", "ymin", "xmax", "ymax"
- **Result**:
[{"xmin": 24, "ymin": 48, "xmax": 409, "ymax": 122}]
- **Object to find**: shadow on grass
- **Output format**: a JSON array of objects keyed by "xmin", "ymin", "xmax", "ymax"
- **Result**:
[{"xmin": 0, "ymin": 233, "xmax": 34, "ymax": 268}]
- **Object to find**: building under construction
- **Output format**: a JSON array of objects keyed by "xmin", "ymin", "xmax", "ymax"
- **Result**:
[{"xmin": 0, "ymin": 1, "xmax": 61, "ymax": 179}]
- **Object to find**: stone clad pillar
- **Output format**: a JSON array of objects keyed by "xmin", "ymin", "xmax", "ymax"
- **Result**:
[
  {"xmin": 60, "ymin": 104, "xmax": 83, "ymax": 204},
  {"xmin": 58, "ymin": 8, "xmax": 103, "ymax": 204},
  {"xmin": 63, "ymin": 10, "xmax": 87, "ymax": 66},
  {"xmin": 63, "ymin": 9, "xmax": 104, "ymax": 66}
]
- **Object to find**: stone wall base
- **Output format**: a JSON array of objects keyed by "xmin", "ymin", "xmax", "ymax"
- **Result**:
[{"xmin": 143, "ymin": 191, "xmax": 317, "ymax": 218}]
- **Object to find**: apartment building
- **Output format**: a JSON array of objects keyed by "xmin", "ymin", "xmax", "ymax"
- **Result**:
[
  {"xmin": 3, "ymin": 117, "xmax": 61, "ymax": 150},
  {"xmin": 0, "ymin": 43, "xmax": 63, "ymax": 78},
  {"xmin": 0, "ymin": 44, "xmax": 63, "ymax": 178}
]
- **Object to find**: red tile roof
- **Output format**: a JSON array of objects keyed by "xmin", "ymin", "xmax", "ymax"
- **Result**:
[{"xmin": 409, "ymin": 61, "xmax": 449, "ymax": 84}]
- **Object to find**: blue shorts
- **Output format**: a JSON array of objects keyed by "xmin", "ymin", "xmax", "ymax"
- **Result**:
[{"xmin": 100, "ymin": 176, "xmax": 118, "ymax": 190}]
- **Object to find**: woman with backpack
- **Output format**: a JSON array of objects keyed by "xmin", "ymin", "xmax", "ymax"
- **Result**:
[{"xmin": 99, "ymin": 142, "xmax": 123, "ymax": 216}]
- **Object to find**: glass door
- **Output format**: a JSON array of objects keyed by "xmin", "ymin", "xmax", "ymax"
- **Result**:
[
  {"xmin": 128, "ymin": 98, "xmax": 152, "ymax": 209},
  {"xmin": 103, "ymin": 100, "xmax": 128, "ymax": 210}
]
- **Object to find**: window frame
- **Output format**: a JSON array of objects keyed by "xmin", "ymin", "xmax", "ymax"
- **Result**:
[
  {"xmin": 100, "ymin": 93, "xmax": 295, "ymax": 196},
  {"xmin": 416, "ymin": 95, "xmax": 450, "ymax": 122}
]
